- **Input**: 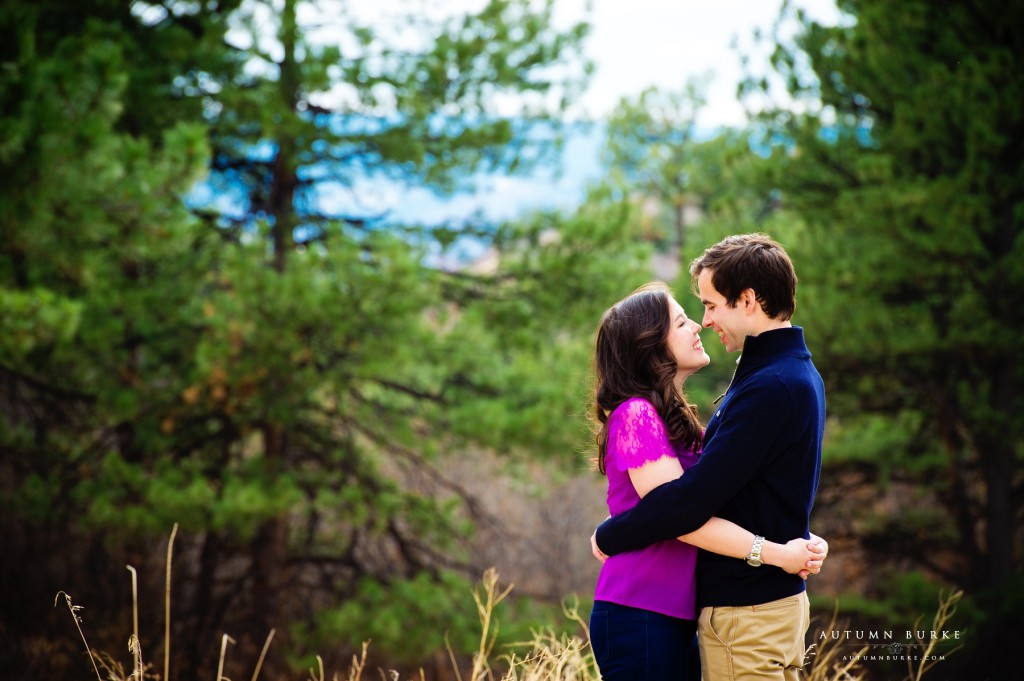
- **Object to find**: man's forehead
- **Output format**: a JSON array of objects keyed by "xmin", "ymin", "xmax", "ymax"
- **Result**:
[{"xmin": 695, "ymin": 269, "xmax": 722, "ymax": 301}]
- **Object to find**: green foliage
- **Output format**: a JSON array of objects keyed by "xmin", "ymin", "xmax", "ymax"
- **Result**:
[
  {"xmin": 292, "ymin": 569, "xmax": 582, "ymax": 672},
  {"xmin": 446, "ymin": 198, "xmax": 652, "ymax": 460},
  {"xmin": 293, "ymin": 570, "xmax": 479, "ymax": 667},
  {"xmin": 0, "ymin": 1, "xmax": 619, "ymax": 676},
  {"xmin": 823, "ymin": 412, "xmax": 930, "ymax": 481},
  {"xmin": 0, "ymin": 288, "xmax": 83, "ymax": 359},
  {"xmin": 601, "ymin": 78, "xmax": 712, "ymax": 252},
  {"xmin": 821, "ymin": 571, "xmax": 978, "ymax": 640}
]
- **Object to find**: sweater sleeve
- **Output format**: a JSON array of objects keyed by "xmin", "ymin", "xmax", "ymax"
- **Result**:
[{"xmin": 595, "ymin": 375, "xmax": 793, "ymax": 555}]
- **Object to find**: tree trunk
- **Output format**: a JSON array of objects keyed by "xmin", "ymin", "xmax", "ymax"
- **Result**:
[
  {"xmin": 674, "ymin": 200, "xmax": 686, "ymax": 266},
  {"xmin": 983, "ymin": 370, "xmax": 1016, "ymax": 587},
  {"xmin": 249, "ymin": 2, "xmax": 299, "ymax": 665},
  {"xmin": 269, "ymin": 0, "xmax": 300, "ymax": 274}
]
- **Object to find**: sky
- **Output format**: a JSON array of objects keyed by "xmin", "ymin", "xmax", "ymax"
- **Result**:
[
  {"xmin": 562, "ymin": 0, "xmax": 843, "ymax": 125},
  {"xmin": 331, "ymin": 0, "xmax": 844, "ymax": 126}
]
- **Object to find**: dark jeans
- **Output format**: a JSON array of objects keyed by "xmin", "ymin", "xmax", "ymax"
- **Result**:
[{"xmin": 590, "ymin": 600, "xmax": 700, "ymax": 681}]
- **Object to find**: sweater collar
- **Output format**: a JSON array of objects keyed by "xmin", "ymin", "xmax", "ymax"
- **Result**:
[{"xmin": 737, "ymin": 326, "xmax": 809, "ymax": 367}]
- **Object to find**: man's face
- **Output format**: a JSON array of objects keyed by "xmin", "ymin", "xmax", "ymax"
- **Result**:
[{"xmin": 696, "ymin": 268, "xmax": 750, "ymax": 353}]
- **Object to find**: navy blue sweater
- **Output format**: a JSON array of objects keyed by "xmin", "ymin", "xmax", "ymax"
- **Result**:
[{"xmin": 595, "ymin": 327, "xmax": 824, "ymax": 608}]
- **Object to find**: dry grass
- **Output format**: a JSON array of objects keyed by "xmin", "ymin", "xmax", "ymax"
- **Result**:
[
  {"xmin": 53, "ymin": 590, "xmax": 103, "ymax": 681},
  {"xmin": 799, "ymin": 589, "xmax": 965, "ymax": 681},
  {"xmin": 905, "ymin": 590, "xmax": 964, "ymax": 681},
  {"xmin": 54, "ymin": 527, "xmax": 960, "ymax": 681},
  {"xmin": 801, "ymin": 605, "xmax": 869, "ymax": 681},
  {"xmin": 498, "ymin": 598, "xmax": 596, "ymax": 681}
]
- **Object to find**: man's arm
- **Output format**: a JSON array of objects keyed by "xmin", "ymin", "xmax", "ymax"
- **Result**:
[
  {"xmin": 595, "ymin": 377, "xmax": 793, "ymax": 555},
  {"xmin": 595, "ymin": 473, "xmax": 707, "ymax": 554}
]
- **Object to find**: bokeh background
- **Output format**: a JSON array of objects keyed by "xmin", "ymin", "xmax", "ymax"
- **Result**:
[{"xmin": 1, "ymin": 0, "xmax": 1021, "ymax": 679}]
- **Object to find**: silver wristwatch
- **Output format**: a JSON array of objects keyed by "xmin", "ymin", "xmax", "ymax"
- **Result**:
[{"xmin": 746, "ymin": 535, "xmax": 765, "ymax": 567}]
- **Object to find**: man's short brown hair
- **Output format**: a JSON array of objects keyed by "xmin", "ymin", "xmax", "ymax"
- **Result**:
[{"xmin": 689, "ymin": 233, "xmax": 797, "ymax": 321}]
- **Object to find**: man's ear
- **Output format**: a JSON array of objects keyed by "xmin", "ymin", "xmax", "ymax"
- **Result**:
[{"xmin": 740, "ymin": 288, "xmax": 759, "ymax": 314}]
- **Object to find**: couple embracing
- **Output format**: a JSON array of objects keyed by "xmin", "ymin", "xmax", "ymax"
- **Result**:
[{"xmin": 588, "ymin": 234, "xmax": 828, "ymax": 681}]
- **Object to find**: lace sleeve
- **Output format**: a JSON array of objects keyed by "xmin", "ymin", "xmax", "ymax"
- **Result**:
[{"xmin": 607, "ymin": 397, "xmax": 675, "ymax": 472}]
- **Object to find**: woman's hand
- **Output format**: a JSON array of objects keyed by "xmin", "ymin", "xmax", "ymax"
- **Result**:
[
  {"xmin": 767, "ymin": 536, "xmax": 827, "ymax": 578},
  {"xmin": 798, "ymin": 534, "xmax": 829, "ymax": 579},
  {"xmin": 591, "ymin": 531, "xmax": 609, "ymax": 564}
]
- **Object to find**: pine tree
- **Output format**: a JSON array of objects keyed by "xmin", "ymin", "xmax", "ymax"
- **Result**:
[{"xmin": 0, "ymin": 1, "xmax": 655, "ymax": 677}]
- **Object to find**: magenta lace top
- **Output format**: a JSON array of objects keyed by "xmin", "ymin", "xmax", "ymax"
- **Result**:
[{"xmin": 593, "ymin": 397, "xmax": 700, "ymax": 619}]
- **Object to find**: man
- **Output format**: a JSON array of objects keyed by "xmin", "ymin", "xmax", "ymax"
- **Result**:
[{"xmin": 593, "ymin": 233, "xmax": 826, "ymax": 680}]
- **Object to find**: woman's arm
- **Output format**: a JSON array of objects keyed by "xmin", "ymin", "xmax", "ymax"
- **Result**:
[
  {"xmin": 679, "ymin": 519, "xmax": 824, "ymax": 575},
  {"xmin": 628, "ymin": 458, "xmax": 825, "ymax": 575}
]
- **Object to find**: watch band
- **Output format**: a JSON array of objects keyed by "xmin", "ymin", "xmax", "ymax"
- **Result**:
[{"xmin": 746, "ymin": 535, "xmax": 765, "ymax": 567}]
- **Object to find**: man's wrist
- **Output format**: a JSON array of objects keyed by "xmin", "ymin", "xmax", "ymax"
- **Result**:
[{"xmin": 745, "ymin": 535, "xmax": 765, "ymax": 567}]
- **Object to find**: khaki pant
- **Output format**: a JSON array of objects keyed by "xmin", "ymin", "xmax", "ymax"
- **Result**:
[{"xmin": 697, "ymin": 591, "xmax": 810, "ymax": 681}]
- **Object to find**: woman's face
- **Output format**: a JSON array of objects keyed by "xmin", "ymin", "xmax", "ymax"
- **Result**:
[{"xmin": 666, "ymin": 295, "xmax": 710, "ymax": 381}]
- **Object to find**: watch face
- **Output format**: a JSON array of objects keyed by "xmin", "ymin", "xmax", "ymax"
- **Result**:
[{"xmin": 746, "ymin": 558, "xmax": 763, "ymax": 567}]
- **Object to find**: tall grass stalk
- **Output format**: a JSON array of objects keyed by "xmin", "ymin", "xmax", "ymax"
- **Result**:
[
  {"xmin": 308, "ymin": 653, "xmax": 325, "ymax": 681},
  {"xmin": 217, "ymin": 633, "xmax": 235, "ymax": 681},
  {"xmin": 469, "ymin": 568, "xmax": 514, "ymax": 681},
  {"xmin": 251, "ymin": 628, "xmax": 276, "ymax": 681},
  {"xmin": 165, "ymin": 522, "xmax": 178, "ymax": 681},
  {"xmin": 906, "ymin": 589, "xmax": 963, "ymax": 681},
  {"xmin": 127, "ymin": 564, "xmax": 144, "ymax": 680},
  {"xmin": 802, "ymin": 605, "xmax": 868, "ymax": 681},
  {"xmin": 54, "ymin": 591, "xmax": 103, "ymax": 681},
  {"xmin": 344, "ymin": 640, "xmax": 370, "ymax": 681}
]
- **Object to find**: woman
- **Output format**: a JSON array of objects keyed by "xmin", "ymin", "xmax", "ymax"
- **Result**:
[{"xmin": 588, "ymin": 282, "xmax": 824, "ymax": 681}]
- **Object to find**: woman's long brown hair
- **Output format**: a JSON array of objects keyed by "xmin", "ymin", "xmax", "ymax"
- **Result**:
[{"xmin": 591, "ymin": 282, "xmax": 703, "ymax": 474}]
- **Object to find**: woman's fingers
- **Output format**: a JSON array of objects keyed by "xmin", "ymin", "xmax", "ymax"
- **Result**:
[{"xmin": 591, "ymin": 532, "xmax": 608, "ymax": 564}]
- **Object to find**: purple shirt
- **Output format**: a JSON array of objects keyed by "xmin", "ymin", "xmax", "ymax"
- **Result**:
[{"xmin": 593, "ymin": 397, "xmax": 700, "ymax": 620}]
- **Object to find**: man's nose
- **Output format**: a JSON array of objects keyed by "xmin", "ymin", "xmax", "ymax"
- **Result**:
[{"xmin": 702, "ymin": 311, "xmax": 712, "ymax": 327}]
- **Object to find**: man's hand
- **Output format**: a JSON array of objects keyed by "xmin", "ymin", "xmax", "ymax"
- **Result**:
[{"xmin": 591, "ymin": 531, "xmax": 608, "ymax": 564}]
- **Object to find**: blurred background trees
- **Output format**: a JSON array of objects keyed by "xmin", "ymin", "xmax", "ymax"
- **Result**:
[
  {"xmin": 1, "ymin": 0, "xmax": 1021, "ymax": 679},
  {"xmin": 0, "ymin": 1, "xmax": 619, "ymax": 677}
]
